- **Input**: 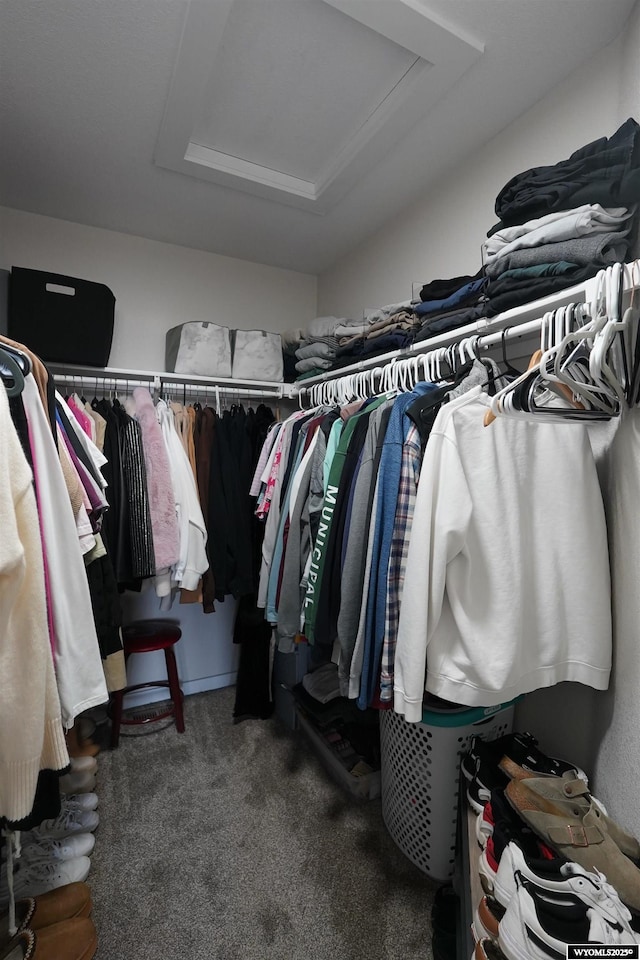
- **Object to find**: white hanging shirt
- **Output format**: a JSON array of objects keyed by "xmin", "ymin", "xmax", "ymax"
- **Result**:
[
  {"xmin": 23, "ymin": 375, "xmax": 108, "ymax": 727},
  {"xmin": 394, "ymin": 386, "xmax": 612, "ymax": 720},
  {"xmin": 0, "ymin": 383, "xmax": 69, "ymax": 820},
  {"xmin": 156, "ymin": 400, "xmax": 208, "ymax": 595}
]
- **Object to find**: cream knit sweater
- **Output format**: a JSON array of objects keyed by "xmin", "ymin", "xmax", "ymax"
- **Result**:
[{"xmin": 0, "ymin": 384, "xmax": 68, "ymax": 822}]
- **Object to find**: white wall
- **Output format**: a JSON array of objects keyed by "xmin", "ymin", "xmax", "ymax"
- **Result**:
[
  {"xmin": 317, "ymin": 36, "xmax": 622, "ymax": 319},
  {"xmin": 0, "ymin": 206, "xmax": 317, "ymax": 369},
  {"xmin": 589, "ymin": 0, "xmax": 640, "ymax": 837}
]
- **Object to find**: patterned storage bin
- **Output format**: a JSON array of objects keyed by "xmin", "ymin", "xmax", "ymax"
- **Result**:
[{"xmin": 380, "ymin": 701, "xmax": 517, "ymax": 882}]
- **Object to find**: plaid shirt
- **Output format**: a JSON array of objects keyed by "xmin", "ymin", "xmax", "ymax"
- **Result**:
[{"xmin": 380, "ymin": 423, "xmax": 421, "ymax": 701}]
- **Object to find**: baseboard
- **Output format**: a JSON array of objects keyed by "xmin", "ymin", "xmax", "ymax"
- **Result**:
[{"xmin": 122, "ymin": 672, "xmax": 237, "ymax": 710}]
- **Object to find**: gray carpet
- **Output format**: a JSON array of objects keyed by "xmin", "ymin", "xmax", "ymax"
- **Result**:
[{"xmin": 90, "ymin": 687, "xmax": 436, "ymax": 960}]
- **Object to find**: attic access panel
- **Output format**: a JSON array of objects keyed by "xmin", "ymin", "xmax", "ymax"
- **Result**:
[{"xmin": 155, "ymin": 0, "xmax": 484, "ymax": 213}]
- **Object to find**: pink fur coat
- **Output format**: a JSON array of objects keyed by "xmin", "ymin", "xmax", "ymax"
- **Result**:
[{"xmin": 133, "ymin": 387, "xmax": 180, "ymax": 571}]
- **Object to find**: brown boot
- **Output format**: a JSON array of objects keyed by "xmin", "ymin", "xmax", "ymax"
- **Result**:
[{"xmin": 1, "ymin": 918, "xmax": 96, "ymax": 960}]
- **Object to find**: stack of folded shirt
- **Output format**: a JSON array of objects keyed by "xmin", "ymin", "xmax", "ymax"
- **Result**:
[
  {"xmin": 294, "ymin": 316, "xmax": 343, "ymax": 377},
  {"xmin": 494, "ymin": 117, "xmax": 640, "ymax": 228},
  {"xmin": 482, "ymin": 117, "xmax": 640, "ymax": 318},
  {"xmin": 281, "ymin": 327, "xmax": 305, "ymax": 382},
  {"xmin": 334, "ymin": 302, "xmax": 421, "ymax": 365},
  {"xmin": 482, "ymin": 203, "xmax": 636, "ymax": 316},
  {"xmin": 413, "ymin": 271, "xmax": 489, "ymax": 342}
]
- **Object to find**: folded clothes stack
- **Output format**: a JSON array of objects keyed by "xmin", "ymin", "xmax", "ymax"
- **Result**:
[
  {"xmin": 332, "ymin": 300, "xmax": 422, "ymax": 367},
  {"xmin": 413, "ymin": 271, "xmax": 489, "ymax": 343},
  {"xmin": 293, "ymin": 316, "xmax": 343, "ymax": 378},
  {"xmin": 494, "ymin": 117, "xmax": 640, "ymax": 228},
  {"xmin": 483, "ymin": 203, "xmax": 636, "ymax": 316},
  {"xmin": 482, "ymin": 117, "xmax": 640, "ymax": 316}
]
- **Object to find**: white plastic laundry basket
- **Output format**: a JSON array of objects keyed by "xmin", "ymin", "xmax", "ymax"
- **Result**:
[{"xmin": 380, "ymin": 701, "xmax": 516, "ymax": 882}]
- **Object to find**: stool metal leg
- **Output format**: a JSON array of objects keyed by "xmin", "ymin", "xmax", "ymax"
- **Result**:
[
  {"xmin": 164, "ymin": 645, "xmax": 185, "ymax": 733},
  {"xmin": 110, "ymin": 690, "xmax": 124, "ymax": 749}
]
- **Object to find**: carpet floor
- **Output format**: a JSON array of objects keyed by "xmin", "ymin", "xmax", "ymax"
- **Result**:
[{"xmin": 90, "ymin": 687, "xmax": 436, "ymax": 960}]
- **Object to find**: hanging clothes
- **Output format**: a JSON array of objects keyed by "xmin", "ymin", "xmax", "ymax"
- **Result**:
[
  {"xmin": 23, "ymin": 375, "xmax": 109, "ymax": 727},
  {"xmin": 395, "ymin": 386, "xmax": 612, "ymax": 717},
  {"xmin": 156, "ymin": 398, "xmax": 208, "ymax": 603},
  {"xmin": 132, "ymin": 387, "xmax": 180, "ymax": 594},
  {"xmin": 0, "ymin": 381, "xmax": 69, "ymax": 822}
]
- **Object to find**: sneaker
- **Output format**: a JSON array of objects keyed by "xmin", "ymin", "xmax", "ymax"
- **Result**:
[
  {"xmin": 0, "ymin": 857, "xmax": 91, "ymax": 906},
  {"xmin": 478, "ymin": 791, "xmax": 555, "ymax": 895},
  {"xmin": 462, "ymin": 734, "xmax": 531, "ymax": 781},
  {"xmin": 476, "ymin": 800, "xmax": 495, "ymax": 848},
  {"xmin": 59, "ymin": 770, "xmax": 97, "ymax": 796},
  {"xmin": 63, "ymin": 792, "xmax": 99, "ymax": 813},
  {"xmin": 26, "ymin": 808, "xmax": 99, "ymax": 841},
  {"xmin": 494, "ymin": 840, "xmax": 637, "ymax": 936},
  {"xmin": 473, "ymin": 938, "xmax": 508, "ymax": 960},
  {"xmin": 465, "ymin": 727, "xmax": 587, "ymax": 815},
  {"xmin": 473, "ymin": 895, "xmax": 505, "ymax": 941},
  {"xmin": 498, "ymin": 882, "xmax": 640, "ymax": 960},
  {"xmin": 20, "ymin": 833, "xmax": 96, "ymax": 862}
]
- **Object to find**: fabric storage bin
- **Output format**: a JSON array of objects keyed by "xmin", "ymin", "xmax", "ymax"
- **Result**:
[
  {"xmin": 165, "ymin": 321, "xmax": 232, "ymax": 377},
  {"xmin": 380, "ymin": 700, "xmax": 517, "ymax": 882},
  {"xmin": 231, "ymin": 329, "xmax": 283, "ymax": 382},
  {"xmin": 9, "ymin": 267, "xmax": 115, "ymax": 366}
]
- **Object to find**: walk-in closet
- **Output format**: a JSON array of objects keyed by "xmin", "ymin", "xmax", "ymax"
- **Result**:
[{"xmin": 3, "ymin": 2, "xmax": 640, "ymax": 959}]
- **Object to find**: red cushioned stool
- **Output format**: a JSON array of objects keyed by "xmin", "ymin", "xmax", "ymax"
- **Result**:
[{"xmin": 110, "ymin": 619, "xmax": 185, "ymax": 748}]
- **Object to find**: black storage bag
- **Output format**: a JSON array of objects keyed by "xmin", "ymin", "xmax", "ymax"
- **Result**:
[{"xmin": 9, "ymin": 267, "xmax": 115, "ymax": 366}]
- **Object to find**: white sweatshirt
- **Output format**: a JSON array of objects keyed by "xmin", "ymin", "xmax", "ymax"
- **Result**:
[{"xmin": 394, "ymin": 387, "xmax": 612, "ymax": 720}]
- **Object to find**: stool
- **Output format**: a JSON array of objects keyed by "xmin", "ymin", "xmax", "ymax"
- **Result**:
[{"xmin": 110, "ymin": 619, "xmax": 185, "ymax": 748}]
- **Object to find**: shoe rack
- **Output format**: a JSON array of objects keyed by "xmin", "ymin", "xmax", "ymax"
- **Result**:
[{"xmin": 453, "ymin": 776, "xmax": 482, "ymax": 960}]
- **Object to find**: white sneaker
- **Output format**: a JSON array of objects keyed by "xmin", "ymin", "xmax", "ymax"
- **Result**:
[
  {"xmin": 1, "ymin": 832, "xmax": 95, "ymax": 868},
  {"xmin": 499, "ymin": 883, "xmax": 639, "ymax": 960},
  {"xmin": 0, "ymin": 856, "xmax": 91, "ymax": 906},
  {"xmin": 494, "ymin": 841, "xmax": 636, "ymax": 936},
  {"xmin": 19, "ymin": 832, "xmax": 96, "ymax": 862},
  {"xmin": 27, "ymin": 807, "xmax": 99, "ymax": 840},
  {"xmin": 63, "ymin": 792, "xmax": 99, "ymax": 812}
]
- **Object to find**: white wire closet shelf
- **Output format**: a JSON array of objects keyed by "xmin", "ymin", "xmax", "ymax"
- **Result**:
[
  {"xmin": 46, "ymin": 362, "xmax": 296, "ymax": 400},
  {"xmin": 293, "ymin": 260, "xmax": 640, "ymax": 407}
]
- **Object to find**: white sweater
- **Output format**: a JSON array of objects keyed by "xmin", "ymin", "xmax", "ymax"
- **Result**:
[
  {"xmin": 0, "ymin": 384, "xmax": 69, "ymax": 821},
  {"xmin": 394, "ymin": 387, "xmax": 612, "ymax": 720}
]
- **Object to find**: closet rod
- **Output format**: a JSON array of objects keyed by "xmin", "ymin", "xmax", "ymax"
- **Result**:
[{"xmin": 46, "ymin": 362, "xmax": 295, "ymax": 398}]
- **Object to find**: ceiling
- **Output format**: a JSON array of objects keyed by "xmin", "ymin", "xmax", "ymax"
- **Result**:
[{"xmin": 0, "ymin": 0, "xmax": 635, "ymax": 275}]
